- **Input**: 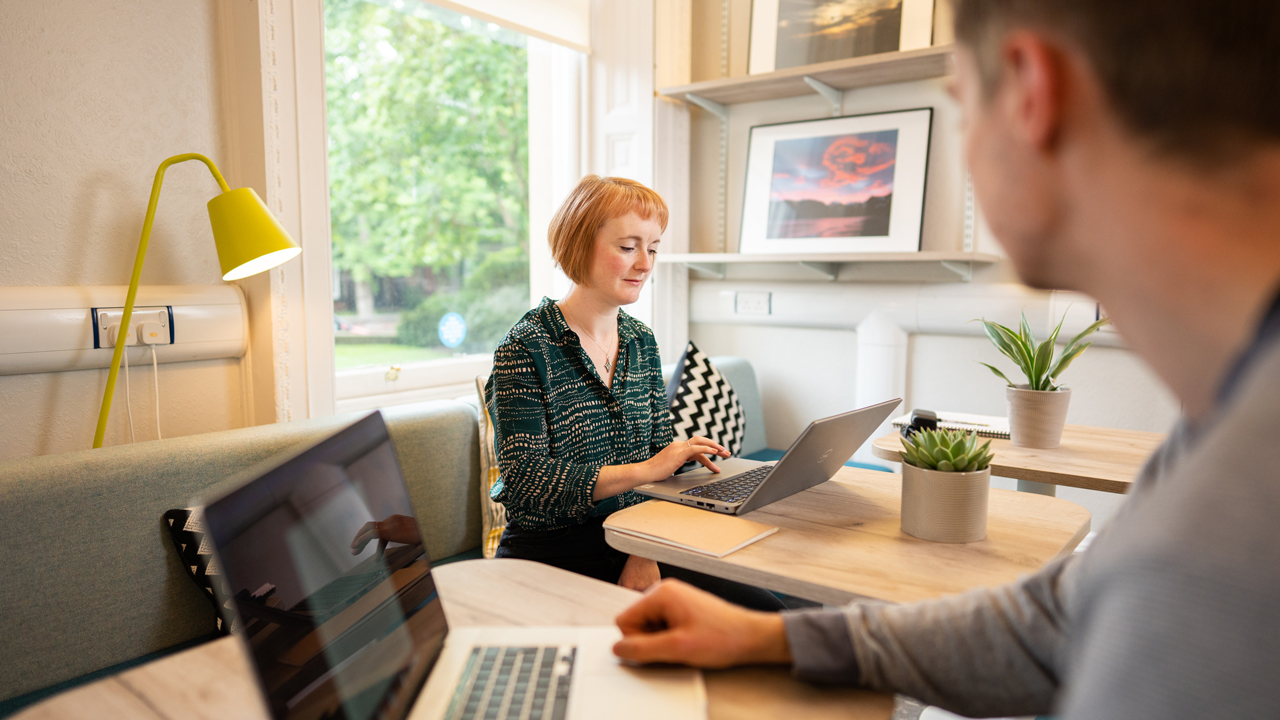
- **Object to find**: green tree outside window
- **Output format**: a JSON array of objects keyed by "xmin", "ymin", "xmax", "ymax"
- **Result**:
[{"xmin": 325, "ymin": 0, "xmax": 531, "ymax": 366}]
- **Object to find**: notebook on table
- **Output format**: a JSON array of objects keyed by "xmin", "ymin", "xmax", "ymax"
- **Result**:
[
  {"xmin": 605, "ymin": 502, "xmax": 778, "ymax": 558},
  {"xmin": 890, "ymin": 411, "xmax": 1011, "ymax": 439}
]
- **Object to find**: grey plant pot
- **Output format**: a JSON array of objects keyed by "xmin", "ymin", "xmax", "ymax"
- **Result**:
[
  {"xmin": 900, "ymin": 462, "xmax": 990, "ymax": 543},
  {"xmin": 1007, "ymin": 384, "xmax": 1072, "ymax": 449}
]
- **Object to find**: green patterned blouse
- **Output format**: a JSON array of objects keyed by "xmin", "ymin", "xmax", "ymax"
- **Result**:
[{"xmin": 485, "ymin": 297, "xmax": 673, "ymax": 531}]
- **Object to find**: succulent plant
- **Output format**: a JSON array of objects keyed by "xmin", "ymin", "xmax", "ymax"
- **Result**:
[
  {"xmin": 900, "ymin": 428, "xmax": 993, "ymax": 473},
  {"xmin": 975, "ymin": 311, "xmax": 1111, "ymax": 391}
]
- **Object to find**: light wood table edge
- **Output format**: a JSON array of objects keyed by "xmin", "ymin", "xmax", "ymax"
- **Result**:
[
  {"xmin": 606, "ymin": 528, "xmax": 874, "ymax": 606},
  {"xmin": 870, "ymin": 435, "xmax": 1134, "ymax": 494},
  {"xmin": 13, "ymin": 559, "xmax": 892, "ymax": 720}
]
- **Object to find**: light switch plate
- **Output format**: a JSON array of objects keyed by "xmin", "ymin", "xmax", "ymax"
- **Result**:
[{"xmin": 735, "ymin": 291, "xmax": 772, "ymax": 315}]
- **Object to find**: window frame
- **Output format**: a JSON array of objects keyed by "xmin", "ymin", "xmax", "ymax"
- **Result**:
[{"xmin": 299, "ymin": 3, "xmax": 587, "ymax": 412}]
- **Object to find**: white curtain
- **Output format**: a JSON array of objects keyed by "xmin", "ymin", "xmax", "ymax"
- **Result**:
[{"xmin": 427, "ymin": 0, "xmax": 590, "ymax": 54}]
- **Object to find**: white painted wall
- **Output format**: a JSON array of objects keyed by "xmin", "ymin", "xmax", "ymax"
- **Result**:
[
  {"xmin": 0, "ymin": 0, "xmax": 249, "ymax": 459},
  {"xmin": 689, "ymin": 322, "xmax": 1179, "ymax": 526}
]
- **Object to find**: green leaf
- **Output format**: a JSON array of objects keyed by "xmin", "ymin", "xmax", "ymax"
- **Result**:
[
  {"xmin": 1020, "ymin": 312, "xmax": 1036, "ymax": 348},
  {"xmin": 937, "ymin": 460, "xmax": 955, "ymax": 472},
  {"xmin": 993, "ymin": 323, "xmax": 1037, "ymax": 379},
  {"xmin": 977, "ymin": 319, "xmax": 1022, "ymax": 367},
  {"xmin": 1057, "ymin": 317, "xmax": 1111, "ymax": 368},
  {"xmin": 1049, "ymin": 341, "xmax": 1092, "ymax": 380},
  {"xmin": 978, "ymin": 362, "xmax": 1016, "ymax": 387},
  {"xmin": 1032, "ymin": 338, "xmax": 1055, "ymax": 390}
]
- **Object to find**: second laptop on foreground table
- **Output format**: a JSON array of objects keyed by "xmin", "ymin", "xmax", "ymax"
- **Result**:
[{"xmin": 605, "ymin": 466, "xmax": 1091, "ymax": 606}]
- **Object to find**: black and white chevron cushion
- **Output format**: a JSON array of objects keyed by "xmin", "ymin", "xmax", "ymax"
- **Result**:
[
  {"xmin": 666, "ymin": 342, "xmax": 746, "ymax": 455},
  {"xmin": 163, "ymin": 507, "xmax": 235, "ymax": 634}
]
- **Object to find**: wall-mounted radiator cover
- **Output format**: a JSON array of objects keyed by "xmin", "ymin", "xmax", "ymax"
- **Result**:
[{"xmin": 0, "ymin": 285, "xmax": 248, "ymax": 376}]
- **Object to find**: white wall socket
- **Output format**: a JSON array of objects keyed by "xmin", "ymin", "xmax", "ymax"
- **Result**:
[
  {"xmin": 94, "ymin": 306, "xmax": 172, "ymax": 348},
  {"xmin": 734, "ymin": 291, "xmax": 772, "ymax": 315}
]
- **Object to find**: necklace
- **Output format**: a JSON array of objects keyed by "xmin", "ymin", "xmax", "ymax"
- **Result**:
[{"xmin": 561, "ymin": 305, "xmax": 616, "ymax": 373}]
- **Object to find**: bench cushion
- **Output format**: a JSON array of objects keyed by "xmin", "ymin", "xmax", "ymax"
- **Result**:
[{"xmin": 0, "ymin": 401, "xmax": 482, "ymax": 702}]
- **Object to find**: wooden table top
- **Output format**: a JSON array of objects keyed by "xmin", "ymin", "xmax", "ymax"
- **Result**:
[
  {"xmin": 871, "ymin": 425, "xmax": 1166, "ymax": 494},
  {"xmin": 14, "ymin": 559, "xmax": 891, "ymax": 720},
  {"xmin": 606, "ymin": 466, "xmax": 1091, "ymax": 606}
]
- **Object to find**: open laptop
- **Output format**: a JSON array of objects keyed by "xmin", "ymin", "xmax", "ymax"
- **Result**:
[
  {"xmin": 634, "ymin": 399, "xmax": 901, "ymax": 515},
  {"xmin": 201, "ymin": 411, "xmax": 705, "ymax": 720}
]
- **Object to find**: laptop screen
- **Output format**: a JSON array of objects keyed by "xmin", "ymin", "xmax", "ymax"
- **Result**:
[{"xmin": 204, "ymin": 412, "xmax": 446, "ymax": 720}]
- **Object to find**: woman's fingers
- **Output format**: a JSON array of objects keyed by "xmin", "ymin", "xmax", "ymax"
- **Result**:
[
  {"xmin": 689, "ymin": 436, "xmax": 730, "ymax": 457},
  {"xmin": 693, "ymin": 452, "xmax": 721, "ymax": 473}
]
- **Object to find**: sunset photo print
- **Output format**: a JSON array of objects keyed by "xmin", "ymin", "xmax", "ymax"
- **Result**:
[
  {"xmin": 766, "ymin": 129, "xmax": 898, "ymax": 239},
  {"xmin": 740, "ymin": 108, "xmax": 931, "ymax": 254}
]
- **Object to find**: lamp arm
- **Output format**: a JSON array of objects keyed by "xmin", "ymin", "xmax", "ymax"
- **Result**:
[{"xmin": 92, "ymin": 153, "xmax": 231, "ymax": 448}]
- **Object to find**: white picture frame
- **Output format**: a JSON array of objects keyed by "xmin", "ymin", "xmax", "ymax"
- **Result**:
[
  {"xmin": 739, "ymin": 108, "xmax": 933, "ymax": 255},
  {"xmin": 749, "ymin": 0, "xmax": 937, "ymax": 75}
]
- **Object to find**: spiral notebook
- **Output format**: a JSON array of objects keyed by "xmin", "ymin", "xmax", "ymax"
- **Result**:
[{"xmin": 890, "ymin": 411, "xmax": 1011, "ymax": 439}]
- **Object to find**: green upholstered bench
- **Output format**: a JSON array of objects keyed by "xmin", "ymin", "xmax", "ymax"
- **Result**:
[
  {"xmin": 0, "ymin": 355, "xmax": 818, "ymax": 716},
  {"xmin": 0, "ymin": 400, "xmax": 484, "ymax": 716}
]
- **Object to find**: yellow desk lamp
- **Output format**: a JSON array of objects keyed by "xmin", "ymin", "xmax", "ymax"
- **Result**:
[{"xmin": 92, "ymin": 153, "xmax": 301, "ymax": 448}]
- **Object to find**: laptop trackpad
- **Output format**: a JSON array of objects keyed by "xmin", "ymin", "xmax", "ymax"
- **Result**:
[{"xmin": 658, "ymin": 458, "xmax": 768, "ymax": 491}]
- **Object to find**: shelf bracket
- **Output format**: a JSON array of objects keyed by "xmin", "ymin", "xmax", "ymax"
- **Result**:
[
  {"xmin": 686, "ymin": 262, "xmax": 727, "ymax": 280},
  {"xmin": 798, "ymin": 261, "xmax": 840, "ymax": 281},
  {"xmin": 940, "ymin": 260, "xmax": 974, "ymax": 282},
  {"xmin": 683, "ymin": 93, "xmax": 729, "ymax": 122},
  {"xmin": 803, "ymin": 76, "xmax": 844, "ymax": 116}
]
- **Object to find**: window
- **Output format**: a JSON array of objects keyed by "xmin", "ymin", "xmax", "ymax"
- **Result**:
[{"xmin": 324, "ymin": 0, "xmax": 550, "ymax": 410}]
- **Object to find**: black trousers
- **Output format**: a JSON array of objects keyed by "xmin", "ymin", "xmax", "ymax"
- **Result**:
[{"xmin": 495, "ymin": 516, "xmax": 789, "ymax": 612}]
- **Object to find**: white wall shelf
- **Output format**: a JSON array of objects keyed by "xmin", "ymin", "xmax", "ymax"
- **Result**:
[
  {"xmin": 657, "ymin": 251, "xmax": 1001, "ymax": 283},
  {"xmin": 660, "ymin": 45, "xmax": 953, "ymax": 108}
]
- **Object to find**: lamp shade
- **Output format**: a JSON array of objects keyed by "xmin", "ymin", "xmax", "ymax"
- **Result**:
[{"xmin": 207, "ymin": 187, "xmax": 301, "ymax": 281}]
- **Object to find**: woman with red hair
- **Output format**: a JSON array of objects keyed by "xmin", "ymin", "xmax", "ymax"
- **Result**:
[{"xmin": 484, "ymin": 175, "xmax": 783, "ymax": 609}]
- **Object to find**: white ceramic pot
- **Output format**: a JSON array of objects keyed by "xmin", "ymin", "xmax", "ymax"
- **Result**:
[
  {"xmin": 900, "ymin": 462, "xmax": 990, "ymax": 543},
  {"xmin": 1007, "ymin": 385, "xmax": 1072, "ymax": 449}
]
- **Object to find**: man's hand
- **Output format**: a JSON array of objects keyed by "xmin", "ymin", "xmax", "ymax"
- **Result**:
[
  {"xmin": 613, "ymin": 579, "xmax": 792, "ymax": 668},
  {"xmin": 617, "ymin": 555, "xmax": 662, "ymax": 592}
]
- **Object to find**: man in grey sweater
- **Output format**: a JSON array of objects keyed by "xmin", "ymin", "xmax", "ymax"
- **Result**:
[{"xmin": 612, "ymin": 1, "xmax": 1280, "ymax": 717}]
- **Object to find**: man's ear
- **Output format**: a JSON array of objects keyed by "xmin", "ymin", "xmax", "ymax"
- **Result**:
[{"xmin": 998, "ymin": 31, "xmax": 1066, "ymax": 153}]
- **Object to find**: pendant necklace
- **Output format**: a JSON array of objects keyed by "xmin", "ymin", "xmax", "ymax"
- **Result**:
[
  {"xmin": 563, "ymin": 306, "xmax": 615, "ymax": 373},
  {"xmin": 580, "ymin": 326, "xmax": 615, "ymax": 372}
]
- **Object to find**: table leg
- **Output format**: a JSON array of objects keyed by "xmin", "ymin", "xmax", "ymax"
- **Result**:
[{"xmin": 1016, "ymin": 479, "xmax": 1057, "ymax": 497}]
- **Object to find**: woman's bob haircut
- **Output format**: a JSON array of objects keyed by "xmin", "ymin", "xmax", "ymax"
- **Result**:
[{"xmin": 548, "ymin": 175, "xmax": 669, "ymax": 285}]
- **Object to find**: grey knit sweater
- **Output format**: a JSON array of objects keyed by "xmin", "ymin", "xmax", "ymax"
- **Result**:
[{"xmin": 782, "ymin": 338, "xmax": 1280, "ymax": 718}]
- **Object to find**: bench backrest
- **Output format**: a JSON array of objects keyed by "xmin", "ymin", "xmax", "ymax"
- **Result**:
[{"xmin": 0, "ymin": 401, "xmax": 481, "ymax": 702}]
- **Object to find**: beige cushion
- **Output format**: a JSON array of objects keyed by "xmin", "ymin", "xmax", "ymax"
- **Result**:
[{"xmin": 475, "ymin": 376, "xmax": 508, "ymax": 558}]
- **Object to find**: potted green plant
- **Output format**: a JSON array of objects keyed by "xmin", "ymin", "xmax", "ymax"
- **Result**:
[
  {"xmin": 898, "ymin": 429, "xmax": 994, "ymax": 543},
  {"xmin": 976, "ymin": 312, "xmax": 1110, "ymax": 449}
]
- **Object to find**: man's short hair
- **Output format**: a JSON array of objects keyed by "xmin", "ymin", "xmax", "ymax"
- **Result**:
[
  {"xmin": 548, "ymin": 175, "xmax": 669, "ymax": 285},
  {"xmin": 954, "ymin": 0, "xmax": 1280, "ymax": 162}
]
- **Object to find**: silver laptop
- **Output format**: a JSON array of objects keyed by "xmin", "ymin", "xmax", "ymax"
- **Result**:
[
  {"xmin": 635, "ymin": 399, "xmax": 901, "ymax": 515},
  {"xmin": 201, "ymin": 411, "xmax": 704, "ymax": 720}
]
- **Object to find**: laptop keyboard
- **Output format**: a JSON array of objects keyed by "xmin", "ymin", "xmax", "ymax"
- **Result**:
[
  {"xmin": 679, "ymin": 464, "xmax": 773, "ymax": 504},
  {"xmin": 445, "ymin": 645, "xmax": 575, "ymax": 720}
]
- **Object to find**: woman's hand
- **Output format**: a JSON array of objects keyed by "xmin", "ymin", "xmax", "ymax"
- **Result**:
[
  {"xmin": 350, "ymin": 514, "xmax": 423, "ymax": 558},
  {"xmin": 645, "ymin": 436, "xmax": 730, "ymax": 478},
  {"xmin": 617, "ymin": 555, "xmax": 662, "ymax": 592},
  {"xmin": 593, "ymin": 436, "xmax": 731, "ymax": 501}
]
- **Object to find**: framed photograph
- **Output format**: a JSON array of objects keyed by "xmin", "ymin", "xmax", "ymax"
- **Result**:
[
  {"xmin": 739, "ymin": 108, "xmax": 933, "ymax": 254},
  {"xmin": 749, "ymin": 0, "xmax": 937, "ymax": 75}
]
